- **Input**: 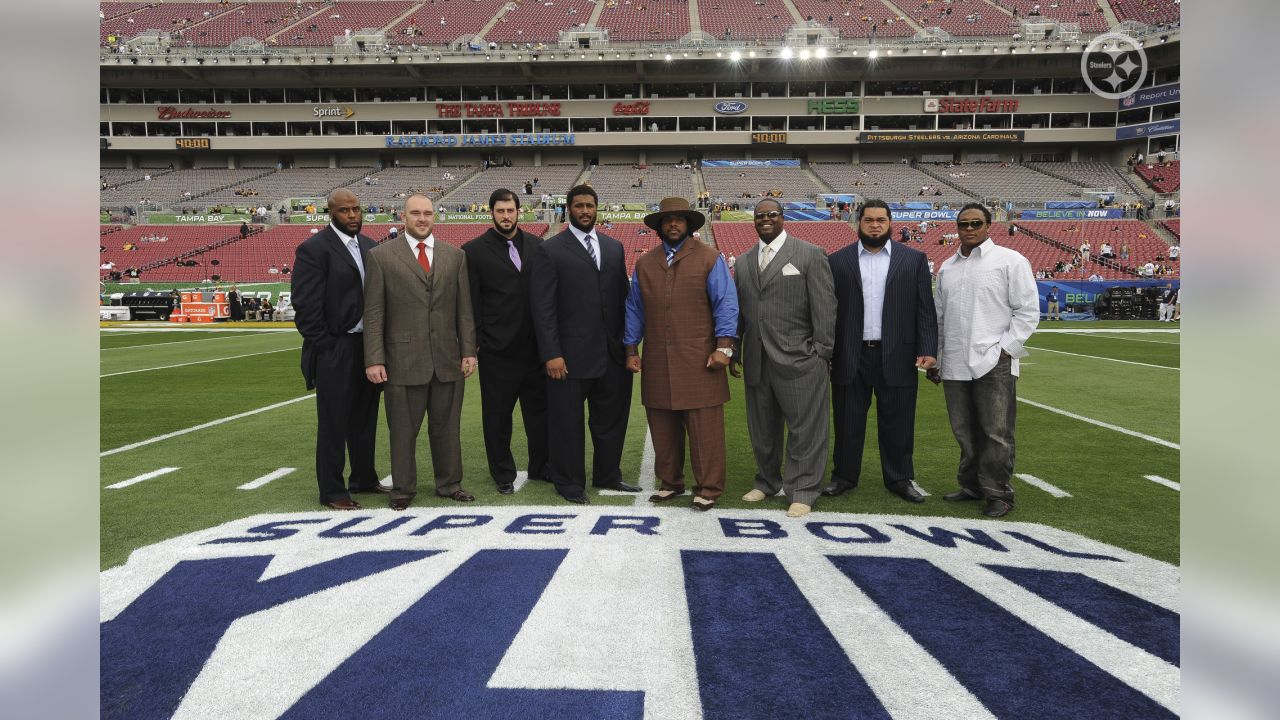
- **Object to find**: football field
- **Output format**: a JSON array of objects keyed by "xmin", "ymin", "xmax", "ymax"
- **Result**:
[{"xmin": 100, "ymin": 320, "xmax": 1179, "ymax": 569}]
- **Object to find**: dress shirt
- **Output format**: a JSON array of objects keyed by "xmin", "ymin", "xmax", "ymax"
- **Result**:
[
  {"xmin": 758, "ymin": 230, "xmax": 788, "ymax": 271},
  {"xmin": 935, "ymin": 238, "xmax": 1039, "ymax": 381},
  {"xmin": 624, "ymin": 241, "xmax": 738, "ymax": 346},
  {"xmin": 404, "ymin": 232, "xmax": 435, "ymax": 268},
  {"xmin": 568, "ymin": 224, "xmax": 600, "ymax": 269},
  {"xmin": 857, "ymin": 240, "xmax": 891, "ymax": 341},
  {"xmin": 332, "ymin": 224, "xmax": 365, "ymax": 333}
]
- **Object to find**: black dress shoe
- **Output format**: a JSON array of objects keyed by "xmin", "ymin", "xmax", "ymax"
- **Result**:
[
  {"xmin": 821, "ymin": 482, "xmax": 856, "ymax": 497},
  {"xmin": 890, "ymin": 484, "xmax": 926, "ymax": 504},
  {"xmin": 389, "ymin": 498, "xmax": 410, "ymax": 511},
  {"xmin": 983, "ymin": 499, "xmax": 1013, "ymax": 518},
  {"xmin": 593, "ymin": 481, "xmax": 641, "ymax": 492},
  {"xmin": 561, "ymin": 493, "xmax": 590, "ymax": 505},
  {"xmin": 351, "ymin": 484, "xmax": 391, "ymax": 494},
  {"xmin": 943, "ymin": 489, "xmax": 982, "ymax": 502},
  {"xmin": 497, "ymin": 483, "xmax": 515, "ymax": 495}
]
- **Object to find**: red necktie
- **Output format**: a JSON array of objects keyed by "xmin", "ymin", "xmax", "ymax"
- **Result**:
[{"xmin": 416, "ymin": 241, "xmax": 431, "ymax": 273}]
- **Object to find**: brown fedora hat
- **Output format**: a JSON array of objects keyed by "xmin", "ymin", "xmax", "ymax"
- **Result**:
[{"xmin": 643, "ymin": 197, "xmax": 706, "ymax": 233}]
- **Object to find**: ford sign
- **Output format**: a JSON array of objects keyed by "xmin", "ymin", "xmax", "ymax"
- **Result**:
[{"xmin": 714, "ymin": 100, "xmax": 748, "ymax": 115}]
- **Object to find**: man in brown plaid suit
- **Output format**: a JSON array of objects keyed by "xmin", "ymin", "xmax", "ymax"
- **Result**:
[{"xmin": 624, "ymin": 198, "xmax": 740, "ymax": 511}]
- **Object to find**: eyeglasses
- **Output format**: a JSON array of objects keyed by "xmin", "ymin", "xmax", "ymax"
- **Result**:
[
  {"xmin": 956, "ymin": 219, "xmax": 987, "ymax": 229},
  {"xmin": 754, "ymin": 211, "xmax": 782, "ymax": 220}
]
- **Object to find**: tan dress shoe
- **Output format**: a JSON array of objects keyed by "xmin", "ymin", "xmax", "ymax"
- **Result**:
[
  {"xmin": 786, "ymin": 503, "xmax": 811, "ymax": 518},
  {"xmin": 743, "ymin": 489, "xmax": 768, "ymax": 502}
]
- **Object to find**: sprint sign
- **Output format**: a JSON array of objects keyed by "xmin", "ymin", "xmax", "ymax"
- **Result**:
[{"xmin": 101, "ymin": 508, "xmax": 1180, "ymax": 719}]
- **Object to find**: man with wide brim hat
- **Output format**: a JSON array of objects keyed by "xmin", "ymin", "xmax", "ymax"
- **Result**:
[
  {"xmin": 643, "ymin": 197, "xmax": 706, "ymax": 234},
  {"xmin": 625, "ymin": 197, "xmax": 737, "ymax": 511}
]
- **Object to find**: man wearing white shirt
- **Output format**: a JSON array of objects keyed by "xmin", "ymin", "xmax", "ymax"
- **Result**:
[{"xmin": 927, "ymin": 204, "xmax": 1039, "ymax": 518}]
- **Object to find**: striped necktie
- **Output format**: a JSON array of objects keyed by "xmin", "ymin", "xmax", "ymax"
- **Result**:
[{"xmin": 584, "ymin": 235, "xmax": 598, "ymax": 267}]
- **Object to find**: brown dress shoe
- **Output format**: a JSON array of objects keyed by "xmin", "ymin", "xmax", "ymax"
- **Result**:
[
  {"xmin": 325, "ymin": 499, "xmax": 361, "ymax": 510},
  {"xmin": 389, "ymin": 498, "xmax": 411, "ymax": 511},
  {"xmin": 439, "ymin": 489, "xmax": 475, "ymax": 502}
]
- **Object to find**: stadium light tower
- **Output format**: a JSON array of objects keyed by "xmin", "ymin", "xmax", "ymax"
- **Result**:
[
  {"xmin": 665, "ymin": 53, "xmax": 672, "ymax": 61},
  {"xmin": 799, "ymin": 49, "xmax": 811, "ymax": 60},
  {"xmin": 730, "ymin": 50, "xmax": 742, "ymax": 61},
  {"xmin": 815, "ymin": 47, "xmax": 827, "ymax": 59},
  {"xmin": 780, "ymin": 47, "xmax": 793, "ymax": 59},
  {"xmin": 868, "ymin": 49, "xmax": 878, "ymax": 59}
]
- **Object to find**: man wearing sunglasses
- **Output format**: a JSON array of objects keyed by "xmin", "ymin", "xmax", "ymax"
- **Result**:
[
  {"xmin": 731, "ymin": 199, "xmax": 836, "ymax": 518},
  {"xmin": 927, "ymin": 204, "xmax": 1039, "ymax": 518},
  {"xmin": 823, "ymin": 199, "xmax": 938, "ymax": 504}
]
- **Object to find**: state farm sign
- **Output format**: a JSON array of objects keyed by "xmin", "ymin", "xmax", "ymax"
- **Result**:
[
  {"xmin": 923, "ymin": 97, "xmax": 1019, "ymax": 113},
  {"xmin": 156, "ymin": 106, "xmax": 233, "ymax": 120}
]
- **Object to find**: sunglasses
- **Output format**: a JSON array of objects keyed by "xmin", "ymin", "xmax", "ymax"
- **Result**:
[
  {"xmin": 956, "ymin": 219, "xmax": 987, "ymax": 229},
  {"xmin": 754, "ymin": 211, "xmax": 783, "ymax": 220}
]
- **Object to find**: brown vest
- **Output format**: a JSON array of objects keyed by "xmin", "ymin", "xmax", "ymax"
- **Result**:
[{"xmin": 635, "ymin": 239, "xmax": 730, "ymax": 410}]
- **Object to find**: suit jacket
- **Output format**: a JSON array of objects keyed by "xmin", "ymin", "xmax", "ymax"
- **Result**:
[
  {"xmin": 734, "ymin": 234, "xmax": 836, "ymax": 387},
  {"xmin": 528, "ymin": 228, "xmax": 628, "ymax": 379},
  {"xmin": 828, "ymin": 240, "xmax": 938, "ymax": 387},
  {"xmin": 461, "ymin": 227, "xmax": 542, "ymax": 355},
  {"xmin": 363, "ymin": 236, "xmax": 477, "ymax": 386},
  {"xmin": 291, "ymin": 225, "xmax": 377, "ymax": 389}
]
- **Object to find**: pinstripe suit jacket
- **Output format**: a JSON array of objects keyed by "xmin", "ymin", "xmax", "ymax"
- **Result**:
[
  {"xmin": 734, "ymin": 234, "xmax": 836, "ymax": 387},
  {"xmin": 828, "ymin": 240, "xmax": 938, "ymax": 387}
]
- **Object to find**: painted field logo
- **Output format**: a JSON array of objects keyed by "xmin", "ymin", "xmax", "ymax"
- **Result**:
[{"xmin": 101, "ymin": 508, "xmax": 1180, "ymax": 719}]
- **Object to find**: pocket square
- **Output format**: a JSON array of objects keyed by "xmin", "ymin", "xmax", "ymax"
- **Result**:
[{"xmin": 781, "ymin": 263, "xmax": 801, "ymax": 276}]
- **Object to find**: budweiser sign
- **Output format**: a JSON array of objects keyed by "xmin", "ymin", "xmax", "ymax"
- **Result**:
[{"xmin": 156, "ymin": 106, "xmax": 233, "ymax": 120}]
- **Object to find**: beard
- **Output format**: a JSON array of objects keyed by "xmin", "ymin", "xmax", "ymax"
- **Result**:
[
  {"xmin": 492, "ymin": 217, "xmax": 517, "ymax": 237},
  {"xmin": 568, "ymin": 213, "xmax": 595, "ymax": 233},
  {"xmin": 858, "ymin": 226, "xmax": 891, "ymax": 249}
]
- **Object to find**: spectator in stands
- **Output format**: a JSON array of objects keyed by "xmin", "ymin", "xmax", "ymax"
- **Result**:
[
  {"xmin": 822, "ymin": 199, "xmax": 937, "ymax": 506},
  {"xmin": 1169, "ymin": 244, "xmax": 1179, "ymax": 261},
  {"xmin": 268, "ymin": 264, "xmax": 281, "ymax": 274},
  {"xmin": 624, "ymin": 197, "xmax": 737, "ymax": 511},
  {"xmin": 1088, "ymin": 272, "xmax": 1103, "ymax": 282},
  {"xmin": 1078, "ymin": 240, "xmax": 1091, "ymax": 261},
  {"xmin": 731, "ymin": 198, "xmax": 836, "ymax": 518},
  {"xmin": 1120, "ymin": 243, "xmax": 1130, "ymax": 260},
  {"xmin": 928, "ymin": 203, "xmax": 1038, "ymax": 519},
  {"xmin": 1100, "ymin": 242, "xmax": 1114, "ymax": 259},
  {"xmin": 240, "ymin": 221, "xmax": 249, "ymax": 239}
]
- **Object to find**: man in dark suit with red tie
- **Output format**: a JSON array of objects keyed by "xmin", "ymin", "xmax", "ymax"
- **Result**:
[
  {"xmin": 823, "ymin": 199, "xmax": 938, "ymax": 503},
  {"xmin": 528, "ymin": 185, "xmax": 638, "ymax": 504},
  {"xmin": 290, "ymin": 188, "xmax": 386, "ymax": 509},
  {"xmin": 462, "ymin": 189, "xmax": 549, "ymax": 494}
]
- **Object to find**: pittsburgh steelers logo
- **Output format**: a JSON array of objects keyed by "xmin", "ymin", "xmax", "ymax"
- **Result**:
[{"xmin": 1080, "ymin": 32, "xmax": 1147, "ymax": 100}]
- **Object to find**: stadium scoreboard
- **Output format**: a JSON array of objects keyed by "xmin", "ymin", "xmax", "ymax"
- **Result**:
[
  {"xmin": 751, "ymin": 132, "xmax": 788, "ymax": 145},
  {"xmin": 174, "ymin": 137, "xmax": 212, "ymax": 150}
]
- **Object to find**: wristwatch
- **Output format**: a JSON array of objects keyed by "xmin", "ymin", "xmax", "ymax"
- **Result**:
[{"xmin": 718, "ymin": 347, "xmax": 734, "ymax": 358}]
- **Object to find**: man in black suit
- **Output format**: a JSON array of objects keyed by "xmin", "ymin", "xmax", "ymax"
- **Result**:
[
  {"xmin": 290, "ymin": 188, "xmax": 386, "ymax": 510},
  {"xmin": 528, "ymin": 184, "xmax": 638, "ymax": 504},
  {"xmin": 462, "ymin": 189, "xmax": 549, "ymax": 495},
  {"xmin": 823, "ymin": 199, "xmax": 938, "ymax": 503}
]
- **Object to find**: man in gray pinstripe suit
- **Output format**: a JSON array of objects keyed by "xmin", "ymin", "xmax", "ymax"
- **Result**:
[{"xmin": 730, "ymin": 199, "xmax": 836, "ymax": 518}]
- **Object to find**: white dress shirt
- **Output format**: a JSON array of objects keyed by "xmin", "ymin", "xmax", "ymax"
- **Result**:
[
  {"xmin": 758, "ymin": 230, "xmax": 788, "ymax": 271},
  {"xmin": 332, "ymin": 224, "xmax": 365, "ymax": 332},
  {"xmin": 935, "ymin": 238, "xmax": 1039, "ymax": 380},
  {"xmin": 405, "ymin": 232, "xmax": 435, "ymax": 267},
  {"xmin": 568, "ymin": 224, "xmax": 600, "ymax": 269},
  {"xmin": 858, "ymin": 240, "xmax": 891, "ymax": 341}
]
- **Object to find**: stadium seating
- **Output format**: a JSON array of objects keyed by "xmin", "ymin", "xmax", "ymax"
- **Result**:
[
  {"xmin": 702, "ymin": 164, "xmax": 824, "ymax": 202},
  {"xmin": 486, "ymin": 0, "xmax": 597, "ymax": 44},
  {"xmin": 909, "ymin": 0, "xmax": 1015, "ymax": 37},
  {"xmin": 1133, "ymin": 160, "xmax": 1179, "ymax": 193},
  {"xmin": 100, "ymin": 168, "xmax": 276, "ymax": 207},
  {"xmin": 101, "ymin": 2, "xmax": 228, "ymax": 43},
  {"xmin": 99, "ymin": 225, "xmax": 247, "ymax": 278},
  {"xmin": 709, "ymin": 221, "xmax": 856, "ymax": 261},
  {"xmin": 1018, "ymin": 220, "xmax": 1178, "ymax": 279},
  {"xmin": 180, "ymin": 2, "xmax": 312, "ymax": 46},
  {"xmin": 1159, "ymin": 218, "xmax": 1178, "ymax": 239},
  {"xmin": 1024, "ymin": 161, "xmax": 1143, "ymax": 202},
  {"xmin": 273, "ymin": 0, "xmax": 415, "ymax": 46},
  {"xmin": 586, "ymin": 164, "xmax": 697, "ymax": 205},
  {"xmin": 596, "ymin": 0, "xmax": 692, "ymax": 42},
  {"xmin": 697, "ymin": 0, "xmax": 796, "ymax": 42},
  {"xmin": 811, "ymin": 162, "xmax": 972, "ymax": 205},
  {"xmin": 336, "ymin": 166, "xmax": 480, "ymax": 206},
  {"xmin": 1108, "ymin": 0, "xmax": 1181, "ymax": 26},
  {"xmin": 996, "ymin": 0, "xmax": 1108, "ymax": 32},
  {"xmin": 388, "ymin": 0, "xmax": 509, "ymax": 45},
  {"xmin": 922, "ymin": 162, "xmax": 1089, "ymax": 203},
  {"xmin": 442, "ymin": 164, "xmax": 584, "ymax": 207},
  {"xmin": 787, "ymin": 0, "xmax": 914, "ymax": 38},
  {"xmin": 195, "ymin": 167, "xmax": 377, "ymax": 206}
]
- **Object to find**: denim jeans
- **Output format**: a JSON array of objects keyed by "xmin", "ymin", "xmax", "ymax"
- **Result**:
[{"xmin": 942, "ymin": 355, "xmax": 1017, "ymax": 503}]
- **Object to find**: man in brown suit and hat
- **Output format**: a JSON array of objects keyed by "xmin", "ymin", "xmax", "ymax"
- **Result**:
[{"xmin": 624, "ymin": 197, "xmax": 739, "ymax": 510}]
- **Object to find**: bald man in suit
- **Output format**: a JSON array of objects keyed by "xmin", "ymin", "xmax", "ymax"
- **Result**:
[{"xmin": 364, "ymin": 194, "xmax": 478, "ymax": 510}]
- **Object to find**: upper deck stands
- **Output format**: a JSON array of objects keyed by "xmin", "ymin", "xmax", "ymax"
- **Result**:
[
  {"xmin": 487, "ymin": 0, "xmax": 597, "ymax": 44},
  {"xmin": 598, "ymin": 0, "xmax": 692, "ymax": 42}
]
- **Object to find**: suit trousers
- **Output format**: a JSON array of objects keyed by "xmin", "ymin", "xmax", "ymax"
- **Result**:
[
  {"xmin": 313, "ymin": 333, "xmax": 382, "ymax": 504},
  {"xmin": 478, "ymin": 346, "xmax": 549, "ymax": 484},
  {"xmin": 647, "ymin": 405, "xmax": 727, "ymax": 501},
  {"xmin": 744, "ymin": 357, "xmax": 829, "ymax": 507},
  {"xmin": 942, "ymin": 355, "xmax": 1017, "ymax": 504},
  {"xmin": 545, "ymin": 360, "xmax": 632, "ymax": 497},
  {"xmin": 831, "ymin": 348, "xmax": 918, "ymax": 491},
  {"xmin": 383, "ymin": 376, "xmax": 465, "ymax": 501}
]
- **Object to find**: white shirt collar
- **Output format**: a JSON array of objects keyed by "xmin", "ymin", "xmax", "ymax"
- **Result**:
[
  {"xmin": 331, "ymin": 223, "xmax": 357, "ymax": 245},
  {"xmin": 957, "ymin": 237, "xmax": 993, "ymax": 259},
  {"xmin": 759, "ymin": 229, "xmax": 788, "ymax": 254},
  {"xmin": 857, "ymin": 239, "xmax": 893, "ymax": 257},
  {"xmin": 568, "ymin": 224, "xmax": 597, "ymax": 244},
  {"xmin": 405, "ymin": 232, "xmax": 435, "ymax": 252}
]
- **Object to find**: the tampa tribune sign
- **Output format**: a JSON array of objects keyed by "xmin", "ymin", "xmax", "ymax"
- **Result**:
[{"xmin": 102, "ymin": 507, "xmax": 1179, "ymax": 719}]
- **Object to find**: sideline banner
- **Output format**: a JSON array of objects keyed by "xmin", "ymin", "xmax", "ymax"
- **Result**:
[
  {"xmin": 702, "ymin": 159, "xmax": 801, "ymax": 167},
  {"xmin": 1020, "ymin": 209, "xmax": 1124, "ymax": 220},
  {"xmin": 1037, "ymin": 280, "xmax": 1177, "ymax": 319},
  {"xmin": 287, "ymin": 213, "xmax": 395, "ymax": 224},
  {"xmin": 147, "ymin": 213, "xmax": 252, "ymax": 224}
]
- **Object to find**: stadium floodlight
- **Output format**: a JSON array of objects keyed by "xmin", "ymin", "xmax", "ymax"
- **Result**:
[
  {"xmin": 665, "ymin": 53, "xmax": 672, "ymax": 61},
  {"xmin": 799, "ymin": 49, "xmax": 811, "ymax": 60},
  {"xmin": 648, "ymin": 52, "xmax": 654, "ymax": 57},
  {"xmin": 886, "ymin": 49, "xmax": 893, "ymax": 55},
  {"xmin": 780, "ymin": 47, "xmax": 793, "ymax": 59},
  {"xmin": 716, "ymin": 51, "xmax": 722, "ymax": 57},
  {"xmin": 683, "ymin": 51, "xmax": 688, "ymax": 57},
  {"xmin": 748, "ymin": 50, "xmax": 756, "ymax": 57},
  {"xmin": 730, "ymin": 50, "xmax": 742, "ymax": 61},
  {"xmin": 867, "ymin": 49, "xmax": 877, "ymax": 59},
  {"xmin": 815, "ymin": 47, "xmax": 827, "ymax": 59},
  {"xmin": 940, "ymin": 49, "xmax": 947, "ymax": 56}
]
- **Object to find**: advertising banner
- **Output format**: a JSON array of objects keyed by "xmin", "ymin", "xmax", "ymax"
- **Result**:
[
  {"xmin": 889, "ymin": 202, "xmax": 937, "ymax": 210},
  {"xmin": 148, "ymin": 214, "xmax": 252, "ymax": 224},
  {"xmin": 1037, "ymin": 280, "xmax": 1177, "ymax": 320},
  {"xmin": 1115, "ymin": 119, "xmax": 1180, "ymax": 140},
  {"xmin": 859, "ymin": 131, "xmax": 1025, "ymax": 143},
  {"xmin": 287, "ymin": 213, "xmax": 395, "ymax": 224},
  {"xmin": 893, "ymin": 209, "xmax": 960, "ymax": 221},
  {"xmin": 1118, "ymin": 83, "xmax": 1179, "ymax": 110},
  {"xmin": 436, "ymin": 212, "xmax": 538, "ymax": 223},
  {"xmin": 701, "ymin": 159, "xmax": 801, "ymax": 167},
  {"xmin": 1020, "ymin": 208, "xmax": 1125, "ymax": 220},
  {"xmin": 1044, "ymin": 201, "xmax": 1097, "ymax": 209},
  {"xmin": 385, "ymin": 133, "xmax": 576, "ymax": 148}
]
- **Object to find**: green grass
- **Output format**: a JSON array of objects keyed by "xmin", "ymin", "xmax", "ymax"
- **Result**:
[{"xmin": 101, "ymin": 321, "xmax": 1179, "ymax": 569}]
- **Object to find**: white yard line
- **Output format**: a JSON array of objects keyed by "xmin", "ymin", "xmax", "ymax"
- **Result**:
[
  {"xmin": 105, "ymin": 467, "xmax": 180, "ymax": 489},
  {"xmin": 100, "ymin": 346, "xmax": 299, "ymax": 377},
  {"xmin": 237, "ymin": 467, "xmax": 297, "ymax": 490},
  {"xmin": 1034, "ymin": 328, "xmax": 1179, "ymax": 334},
  {"xmin": 100, "ymin": 394, "xmax": 315, "ymax": 457},
  {"xmin": 1016, "ymin": 397, "xmax": 1180, "ymax": 450},
  {"xmin": 1061, "ymin": 332, "xmax": 1180, "ymax": 345},
  {"xmin": 1014, "ymin": 473, "xmax": 1072, "ymax": 498},
  {"xmin": 1143, "ymin": 474, "xmax": 1181, "ymax": 491},
  {"xmin": 101, "ymin": 326, "xmax": 294, "ymax": 333},
  {"xmin": 102, "ymin": 334, "xmax": 280, "ymax": 351},
  {"xmin": 1026, "ymin": 345, "xmax": 1178, "ymax": 371}
]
